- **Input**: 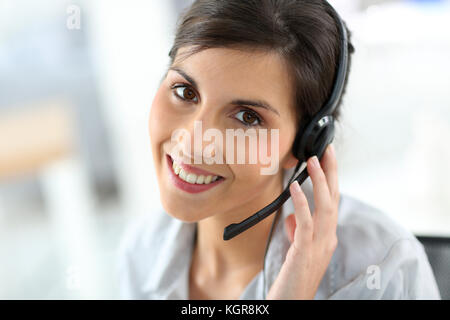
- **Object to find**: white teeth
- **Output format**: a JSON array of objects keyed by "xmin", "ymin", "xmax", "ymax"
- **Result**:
[
  {"xmin": 173, "ymin": 162, "xmax": 181, "ymax": 175},
  {"xmin": 179, "ymin": 169, "xmax": 187, "ymax": 180},
  {"xmin": 186, "ymin": 173, "xmax": 197, "ymax": 184},
  {"xmin": 171, "ymin": 160, "xmax": 220, "ymax": 185},
  {"xmin": 196, "ymin": 175, "xmax": 205, "ymax": 184}
]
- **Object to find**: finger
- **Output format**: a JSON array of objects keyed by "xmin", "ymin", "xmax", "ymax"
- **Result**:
[
  {"xmin": 289, "ymin": 181, "xmax": 313, "ymax": 248},
  {"xmin": 311, "ymin": 146, "xmax": 339, "ymax": 242},
  {"xmin": 284, "ymin": 214, "xmax": 296, "ymax": 244},
  {"xmin": 320, "ymin": 144, "xmax": 339, "ymax": 204},
  {"xmin": 306, "ymin": 154, "xmax": 332, "ymax": 213}
]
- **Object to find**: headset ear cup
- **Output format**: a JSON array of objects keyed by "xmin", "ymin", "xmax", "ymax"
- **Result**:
[
  {"xmin": 309, "ymin": 122, "xmax": 335, "ymax": 160},
  {"xmin": 292, "ymin": 118, "xmax": 335, "ymax": 162}
]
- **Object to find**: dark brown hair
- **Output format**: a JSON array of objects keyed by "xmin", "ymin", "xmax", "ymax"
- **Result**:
[{"xmin": 168, "ymin": 0, "xmax": 355, "ymax": 132}]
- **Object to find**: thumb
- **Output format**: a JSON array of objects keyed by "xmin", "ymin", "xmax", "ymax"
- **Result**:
[{"xmin": 284, "ymin": 213, "xmax": 296, "ymax": 243}]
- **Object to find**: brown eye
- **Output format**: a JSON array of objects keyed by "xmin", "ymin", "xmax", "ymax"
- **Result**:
[
  {"xmin": 183, "ymin": 88, "xmax": 195, "ymax": 99},
  {"xmin": 174, "ymin": 85, "xmax": 198, "ymax": 102},
  {"xmin": 235, "ymin": 110, "xmax": 261, "ymax": 127},
  {"xmin": 243, "ymin": 112, "xmax": 256, "ymax": 124}
]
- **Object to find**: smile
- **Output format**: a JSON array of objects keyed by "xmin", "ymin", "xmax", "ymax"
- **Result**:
[{"xmin": 166, "ymin": 154, "xmax": 225, "ymax": 193}]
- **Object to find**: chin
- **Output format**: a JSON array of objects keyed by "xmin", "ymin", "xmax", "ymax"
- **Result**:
[{"xmin": 159, "ymin": 194, "xmax": 211, "ymax": 223}]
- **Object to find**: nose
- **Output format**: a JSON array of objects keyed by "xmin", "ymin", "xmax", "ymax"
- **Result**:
[{"xmin": 171, "ymin": 117, "xmax": 222, "ymax": 165}]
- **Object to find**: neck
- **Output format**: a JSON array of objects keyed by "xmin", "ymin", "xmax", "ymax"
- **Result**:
[{"xmin": 192, "ymin": 175, "xmax": 284, "ymax": 278}]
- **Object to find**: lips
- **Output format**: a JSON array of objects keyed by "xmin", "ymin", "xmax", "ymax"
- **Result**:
[
  {"xmin": 166, "ymin": 154, "xmax": 225, "ymax": 193},
  {"xmin": 171, "ymin": 155, "xmax": 223, "ymax": 179}
]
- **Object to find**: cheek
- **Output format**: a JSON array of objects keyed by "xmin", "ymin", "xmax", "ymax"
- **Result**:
[
  {"xmin": 253, "ymin": 129, "xmax": 295, "ymax": 171},
  {"xmin": 230, "ymin": 163, "xmax": 260, "ymax": 181},
  {"xmin": 277, "ymin": 129, "xmax": 295, "ymax": 156},
  {"xmin": 228, "ymin": 161, "xmax": 274, "ymax": 193},
  {"xmin": 225, "ymin": 128, "xmax": 295, "ymax": 179},
  {"xmin": 149, "ymin": 86, "xmax": 172, "ymax": 147}
]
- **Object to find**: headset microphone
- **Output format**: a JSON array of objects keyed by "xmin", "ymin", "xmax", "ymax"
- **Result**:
[{"xmin": 223, "ymin": 3, "xmax": 349, "ymax": 241}]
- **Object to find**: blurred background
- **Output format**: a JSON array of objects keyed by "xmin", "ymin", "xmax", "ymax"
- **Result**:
[{"xmin": 0, "ymin": 0, "xmax": 449, "ymax": 299}]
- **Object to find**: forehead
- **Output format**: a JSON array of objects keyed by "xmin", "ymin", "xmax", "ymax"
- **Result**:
[{"xmin": 170, "ymin": 46, "xmax": 295, "ymax": 117}]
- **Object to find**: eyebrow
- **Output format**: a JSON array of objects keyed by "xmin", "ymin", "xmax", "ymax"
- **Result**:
[{"xmin": 169, "ymin": 66, "xmax": 280, "ymax": 117}]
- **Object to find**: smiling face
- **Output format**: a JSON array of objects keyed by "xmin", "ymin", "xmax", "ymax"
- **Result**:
[{"xmin": 149, "ymin": 46, "xmax": 298, "ymax": 223}]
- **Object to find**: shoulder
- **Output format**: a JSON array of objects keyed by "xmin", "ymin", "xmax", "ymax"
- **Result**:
[
  {"xmin": 115, "ymin": 210, "xmax": 195, "ymax": 299},
  {"xmin": 117, "ymin": 210, "xmax": 178, "ymax": 257},
  {"xmin": 327, "ymin": 193, "xmax": 441, "ymax": 299},
  {"xmin": 336, "ymin": 193, "xmax": 414, "ymax": 261}
]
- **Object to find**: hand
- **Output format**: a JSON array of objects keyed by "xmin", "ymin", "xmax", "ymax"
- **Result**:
[{"xmin": 267, "ymin": 144, "xmax": 340, "ymax": 300}]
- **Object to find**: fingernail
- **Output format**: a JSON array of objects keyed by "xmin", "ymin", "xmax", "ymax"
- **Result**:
[
  {"xmin": 329, "ymin": 144, "xmax": 335, "ymax": 156},
  {"xmin": 290, "ymin": 181, "xmax": 301, "ymax": 194},
  {"xmin": 311, "ymin": 156, "xmax": 320, "ymax": 168}
]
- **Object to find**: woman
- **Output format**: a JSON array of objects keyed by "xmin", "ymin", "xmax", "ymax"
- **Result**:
[{"xmin": 117, "ymin": 0, "xmax": 440, "ymax": 299}]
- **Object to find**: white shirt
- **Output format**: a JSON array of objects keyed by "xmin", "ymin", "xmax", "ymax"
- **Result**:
[{"xmin": 116, "ymin": 168, "xmax": 441, "ymax": 300}]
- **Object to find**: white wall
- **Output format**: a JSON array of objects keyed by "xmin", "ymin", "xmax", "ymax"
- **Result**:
[
  {"xmin": 336, "ymin": 1, "xmax": 450, "ymax": 236},
  {"xmin": 83, "ymin": 0, "xmax": 176, "ymax": 219}
]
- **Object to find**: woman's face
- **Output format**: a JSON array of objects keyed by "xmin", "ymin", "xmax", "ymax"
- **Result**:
[{"xmin": 149, "ymin": 46, "xmax": 298, "ymax": 223}]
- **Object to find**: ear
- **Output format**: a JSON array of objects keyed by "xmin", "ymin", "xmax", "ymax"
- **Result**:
[{"xmin": 281, "ymin": 151, "xmax": 298, "ymax": 170}]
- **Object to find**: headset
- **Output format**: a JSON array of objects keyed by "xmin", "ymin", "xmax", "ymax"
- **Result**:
[{"xmin": 223, "ymin": 2, "xmax": 349, "ymax": 241}]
